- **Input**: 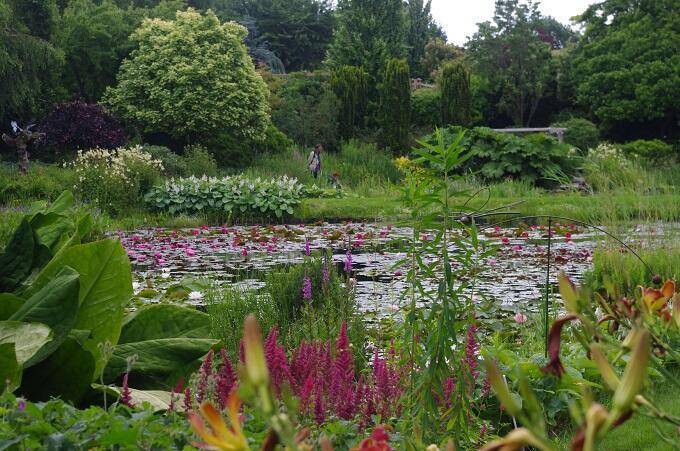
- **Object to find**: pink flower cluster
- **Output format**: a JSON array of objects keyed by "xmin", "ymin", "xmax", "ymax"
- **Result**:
[
  {"xmin": 189, "ymin": 323, "xmax": 403, "ymax": 427},
  {"xmin": 264, "ymin": 322, "xmax": 403, "ymax": 425}
]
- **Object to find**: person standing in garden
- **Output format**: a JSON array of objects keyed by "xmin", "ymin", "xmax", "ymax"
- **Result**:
[{"xmin": 307, "ymin": 144, "xmax": 322, "ymax": 179}]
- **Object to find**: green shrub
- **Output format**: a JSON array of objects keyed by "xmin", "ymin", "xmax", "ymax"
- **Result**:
[
  {"xmin": 264, "ymin": 257, "xmax": 366, "ymax": 364},
  {"xmin": 207, "ymin": 286, "xmax": 280, "ymax": 361},
  {"xmin": 420, "ymin": 127, "xmax": 577, "ymax": 185},
  {"xmin": 206, "ymin": 125, "xmax": 292, "ymax": 169},
  {"xmin": 144, "ymin": 174, "xmax": 304, "ymax": 220},
  {"xmin": 143, "ymin": 145, "xmax": 187, "ymax": 177},
  {"xmin": 72, "ymin": 145, "xmax": 164, "ymax": 215},
  {"xmin": 620, "ymin": 139, "xmax": 675, "ymax": 162},
  {"xmin": 260, "ymin": 124, "xmax": 294, "ymax": 154},
  {"xmin": 411, "ymin": 88, "xmax": 441, "ymax": 128},
  {"xmin": 182, "ymin": 144, "xmax": 218, "ymax": 177},
  {"xmin": 582, "ymin": 143, "xmax": 645, "ymax": 192},
  {"xmin": 325, "ymin": 140, "xmax": 402, "ymax": 188},
  {"xmin": 380, "ymin": 58, "xmax": 411, "ymax": 152},
  {"xmin": 552, "ymin": 117, "xmax": 599, "ymax": 152},
  {"xmin": 269, "ymin": 71, "xmax": 339, "ymax": 150}
]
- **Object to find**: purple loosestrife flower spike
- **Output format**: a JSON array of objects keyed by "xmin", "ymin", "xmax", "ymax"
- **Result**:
[
  {"xmin": 344, "ymin": 249, "xmax": 353, "ymax": 274},
  {"xmin": 302, "ymin": 276, "xmax": 312, "ymax": 301},
  {"xmin": 322, "ymin": 261, "xmax": 330, "ymax": 285},
  {"xmin": 304, "ymin": 238, "xmax": 311, "ymax": 256}
]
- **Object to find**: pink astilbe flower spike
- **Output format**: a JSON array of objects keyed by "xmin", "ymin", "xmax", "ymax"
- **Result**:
[
  {"xmin": 216, "ymin": 349, "xmax": 236, "ymax": 410},
  {"xmin": 121, "ymin": 373, "xmax": 134, "ymax": 408},
  {"xmin": 196, "ymin": 349, "xmax": 214, "ymax": 403},
  {"xmin": 264, "ymin": 327, "xmax": 292, "ymax": 394},
  {"xmin": 330, "ymin": 323, "xmax": 354, "ymax": 410},
  {"xmin": 299, "ymin": 374, "xmax": 314, "ymax": 414},
  {"xmin": 314, "ymin": 375, "xmax": 326, "ymax": 425},
  {"xmin": 183, "ymin": 387, "xmax": 192, "ymax": 411}
]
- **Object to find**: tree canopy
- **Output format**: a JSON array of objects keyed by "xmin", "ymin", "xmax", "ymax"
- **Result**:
[
  {"xmin": 569, "ymin": 0, "xmax": 679, "ymax": 137},
  {"xmin": 467, "ymin": 0, "xmax": 554, "ymax": 127},
  {"xmin": 103, "ymin": 9, "xmax": 270, "ymax": 142}
]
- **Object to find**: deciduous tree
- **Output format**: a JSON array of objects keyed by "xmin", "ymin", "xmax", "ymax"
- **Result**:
[
  {"xmin": 467, "ymin": 0, "xmax": 554, "ymax": 126},
  {"xmin": 103, "ymin": 9, "xmax": 270, "ymax": 143},
  {"xmin": 569, "ymin": 0, "xmax": 679, "ymax": 138}
]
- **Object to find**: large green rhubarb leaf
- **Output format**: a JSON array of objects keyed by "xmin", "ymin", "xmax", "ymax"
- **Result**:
[
  {"xmin": 104, "ymin": 304, "xmax": 216, "ymax": 389},
  {"xmin": 9, "ymin": 266, "xmax": 80, "ymax": 367},
  {"xmin": 119, "ymin": 304, "xmax": 211, "ymax": 343},
  {"xmin": 0, "ymin": 321, "xmax": 53, "ymax": 364},
  {"xmin": 22, "ymin": 239, "xmax": 132, "ymax": 377},
  {"xmin": 20, "ymin": 332, "xmax": 96, "ymax": 403}
]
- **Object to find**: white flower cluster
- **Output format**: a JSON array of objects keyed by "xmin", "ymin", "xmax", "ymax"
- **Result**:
[
  {"xmin": 588, "ymin": 143, "xmax": 631, "ymax": 166},
  {"xmin": 161, "ymin": 174, "xmax": 302, "ymax": 195},
  {"xmin": 72, "ymin": 145, "xmax": 164, "ymax": 186}
]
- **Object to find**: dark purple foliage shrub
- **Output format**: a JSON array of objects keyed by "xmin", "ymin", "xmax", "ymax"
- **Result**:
[{"xmin": 39, "ymin": 101, "xmax": 126, "ymax": 157}]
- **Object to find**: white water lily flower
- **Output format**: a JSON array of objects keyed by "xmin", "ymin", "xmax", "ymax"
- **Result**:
[{"xmin": 188, "ymin": 291, "xmax": 203, "ymax": 301}]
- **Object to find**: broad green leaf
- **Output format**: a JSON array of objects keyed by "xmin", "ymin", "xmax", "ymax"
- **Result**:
[
  {"xmin": 0, "ymin": 219, "xmax": 36, "ymax": 292},
  {"xmin": 0, "ymin": 293, "xmax": 25, "ymax": 320},
  {"xmin": 119, "ymin": 304, "xmax": 211, "ymax": 343},
  {"xmin": 21, "ymin": 239, "xmax": 132, "ymax": 377},
  {"xmin": 92, "ymin": 384, "xmax": 180, "ymax": 412},
  {"xmin": 29, "ymin": 212, "xmax": 75, "ymax": 253},
  {"xmin": 0, "ymin": 321, "xmax": 53, "ymax": 364},
  {"xmin": 20, "ymin": 333, "xmax": 96, "ymax": 403},
  {"xmin": 0, "ymin": 343, "xmax": 21, "ymax": 392},
  {"xmin": 104, "ymin": 338, "xmax": 219, "ymax": 390},
  {"xmin": 10, "ymin": 267, "xmax": 80, "ymax": 367}
]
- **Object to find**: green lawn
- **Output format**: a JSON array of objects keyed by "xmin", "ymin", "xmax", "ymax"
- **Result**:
[
  {"xmin": 598, "ymin": 371, "xmax": 680, "ymax": 450},
  {"xmin": 298, "ymin": 192, "xmax": 680, "ymax": 224}
]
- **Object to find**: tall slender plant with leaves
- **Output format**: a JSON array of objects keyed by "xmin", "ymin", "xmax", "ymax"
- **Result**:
[{"xmin": 397, "ymin": 129, "xmax": 492, "ymax": 446}]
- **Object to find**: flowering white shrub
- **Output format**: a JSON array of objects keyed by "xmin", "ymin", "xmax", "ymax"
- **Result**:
[
  {"xmin": 71, "ymin": 145, "xmax": 164, "ymax": 213},
  {"xmin": 583, "ymin": 142, "xmax": 644, "ymax": 191},
  {"xmin": 145, "ymin": 175, "xmax": 305, "ymax": 219}
]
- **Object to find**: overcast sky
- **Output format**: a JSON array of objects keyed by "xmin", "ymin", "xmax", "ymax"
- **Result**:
[{"xmin": 430, "ymin": 0, "xmax": 596, "ymax": 45}]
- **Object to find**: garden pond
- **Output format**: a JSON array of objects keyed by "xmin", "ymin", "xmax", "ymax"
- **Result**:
[{"xmin": 115, "ymin": 221, "xmax": 671, "ymax": 321}]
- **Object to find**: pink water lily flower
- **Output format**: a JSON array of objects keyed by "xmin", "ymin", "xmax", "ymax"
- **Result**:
[
  {"xmin": 185, "ymin": 248, "xmax": 196, "ymax": 257},
  {"xmin": 514, "ymin": 312, "xmax": 528, "ymax": 324}
]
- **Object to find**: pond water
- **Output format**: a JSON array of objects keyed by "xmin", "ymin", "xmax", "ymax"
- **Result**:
[{"xmin": 115, "ymin": 222, "xmax": 669, "ymax": 321}]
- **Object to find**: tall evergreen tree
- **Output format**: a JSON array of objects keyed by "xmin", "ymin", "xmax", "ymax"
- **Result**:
[
  {"xmin": 406, "ymin": 0, "xmax": 444, "ymax": 79},
  {"xmin": 380, "ymin": 58, "xmax": 411, "ymax": 152},
  {"xmin": 326, "ymin": 0, "xmax": 407, "ymax": 88},
  {"xmin": 440, "ymin": 61, "xmax": 471, "ymax": 127},
  {"xmin": 0, "ymin": 0, "xmax": 63, "ymax": 124},
  {"xmin": 331, "ymin": 65, "xmax": 368, "ymax": 140}
]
